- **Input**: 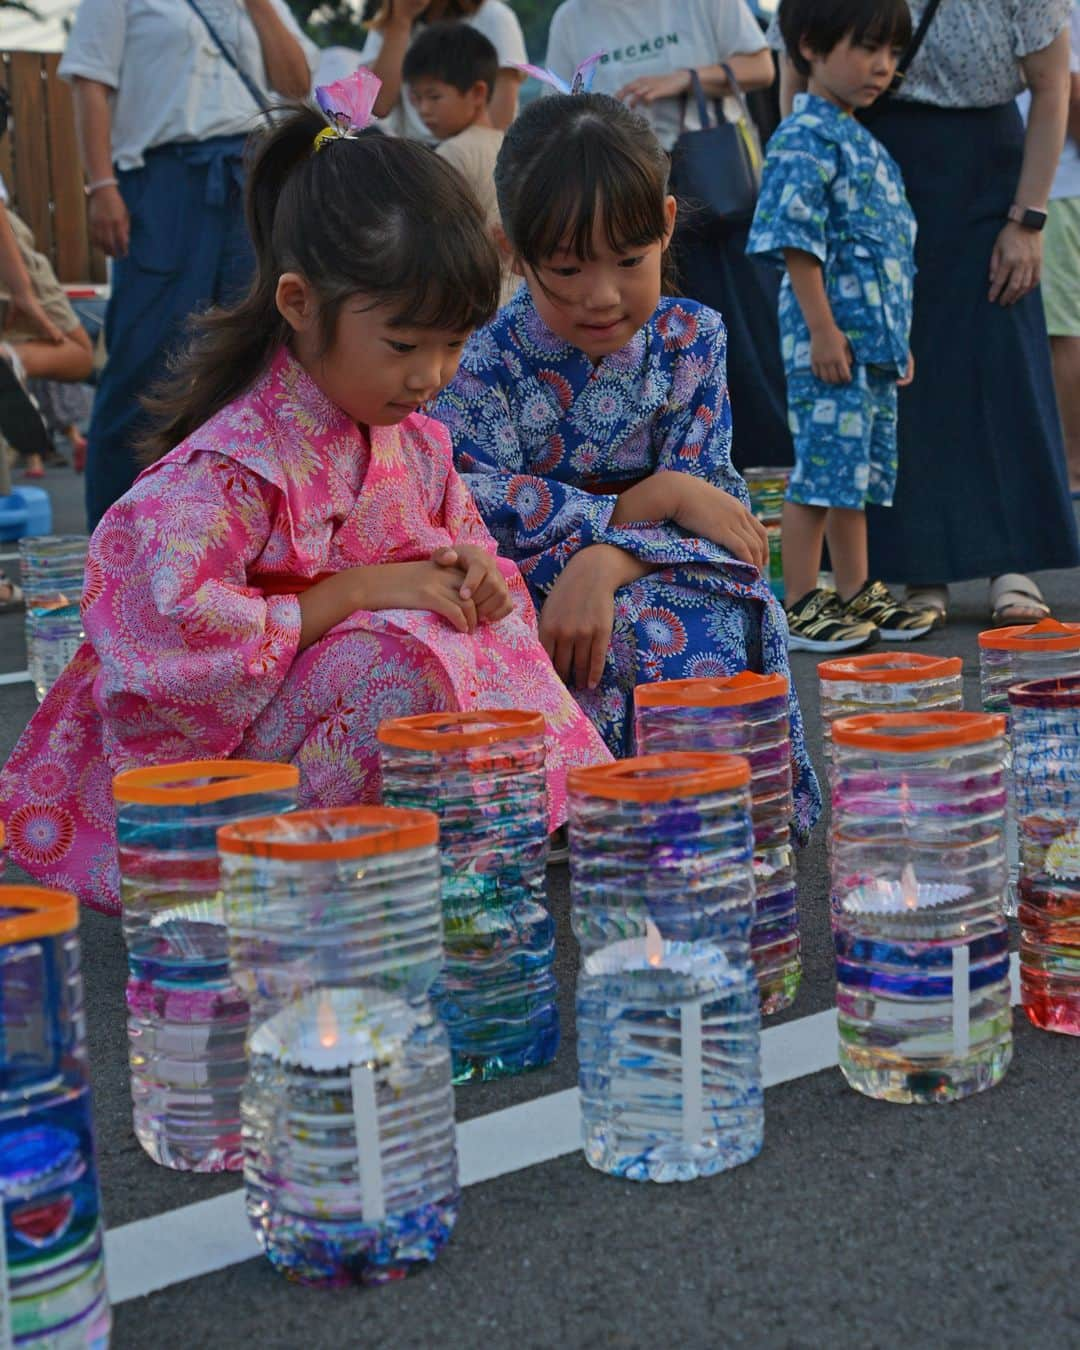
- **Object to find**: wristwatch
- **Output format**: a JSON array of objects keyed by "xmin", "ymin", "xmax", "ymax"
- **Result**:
[{"xmin": 1007, "ymin": 204, "xmax": 1048, "ymax": 231}]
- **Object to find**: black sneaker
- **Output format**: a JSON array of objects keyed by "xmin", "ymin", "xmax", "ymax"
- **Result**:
[
  {"xmin": 785, "ymin": 587, "xmax": 879, "ymax": 653},
  {"xmin": 843, "ymin": 579, "xmax": 938, "ymax": 641}
]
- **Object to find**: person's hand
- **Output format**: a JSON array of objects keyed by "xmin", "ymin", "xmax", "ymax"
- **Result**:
[
  {"xmin": 897, "ymin": 351, "xmax": 915, "ymax": 387},
  {"xmin": 538, "ymin": 548, "xmax": 620, "ymax": 689},
  {"xmin": 658, "ymin": 472, "xmax": 769, "ymax": 570},
  {"xmin": 431, "ymin": 544, "xmax": 514, "ymax": 624},
  {"xmin": 809, "ymin": 322, "xmax": 853, "ymax": 384},
  {"xmin": 9, "ymin": 289, "xmax": 63, "ymax": 344},
  {"xmin": 88, "ymin": 185, "xmax": 130, "ymax": 259},
  {"xmin": 385, "ymin": 0, "xmax": 428, "ymax": 27},
  {"xmin": 989, "ymin": 221, "xmax": 1042, "ymax": 306},
  {"xmin": 616, "ymin": 70, "xmax": 691, "ymax": 106},
  {"xmin": 362, "ymin": 559, "xmax": 478, "ymax": 632}
]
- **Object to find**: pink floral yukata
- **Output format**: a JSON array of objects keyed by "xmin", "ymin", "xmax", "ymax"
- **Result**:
[{"xmin": 0, "ymin": 348, "xmax": 610, "ymax": 913}]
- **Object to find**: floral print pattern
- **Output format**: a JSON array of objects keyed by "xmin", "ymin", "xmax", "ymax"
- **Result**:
[
  {"xmin": 0, "ymin": 347, "xmax": 610, "ymax": 913},
  {"xmin": 433, "ymin": 288, "xmax": 821, "ymax": 841}
]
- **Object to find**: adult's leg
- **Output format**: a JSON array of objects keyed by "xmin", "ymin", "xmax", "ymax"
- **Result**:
[{"xmin": 1050, "ymin": 335, "xmax": 1080, "ymax": 492}]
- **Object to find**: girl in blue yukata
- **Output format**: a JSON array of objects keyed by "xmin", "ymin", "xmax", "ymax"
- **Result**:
[{"xmin": 433, "ymin": 83, "xmax": 821, "ymax": 838}]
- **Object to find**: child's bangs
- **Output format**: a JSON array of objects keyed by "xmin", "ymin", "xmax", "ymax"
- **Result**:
[
  {"xmin": 851, "ymin": 0, "xmax": 912, "ymax": 52},
  {"xmin": 517, "ymin": 132, "xmax": 669, "ymax": 266},
  {"xmin": 373, "ymin": 212, "xmax": 499, "ymax": 334}
]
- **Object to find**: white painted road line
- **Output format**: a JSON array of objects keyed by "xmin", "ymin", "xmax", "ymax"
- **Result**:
[
  {"xmin": 0, "ymin": 671, "xmax": 31, "ymax": 687},
  {"xmin": 103, "ymin": 953, "xmax": 1022, "ymax": 1306}
]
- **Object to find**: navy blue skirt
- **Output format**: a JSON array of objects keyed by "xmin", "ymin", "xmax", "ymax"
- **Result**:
[{"xmin": 862, "ymin": 99, "xmax": 1079, "ymax": 584}]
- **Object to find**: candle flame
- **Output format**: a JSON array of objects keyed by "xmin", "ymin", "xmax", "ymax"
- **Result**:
[
  {"xmin": 645, "ymin": 919, "xmax": 663, "ymax": 968},
  {"xmin": 900, "ymin": 863, "xmax": 919, "ymax": 910},
  {"xmin": 317, "ymin": 993, "xmax": 338, "ymax": 1050}
]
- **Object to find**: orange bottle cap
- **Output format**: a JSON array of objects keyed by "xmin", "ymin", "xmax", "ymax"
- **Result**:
[
  {"xmin": 634, "ymin": 671, "xmax": 788, "ymax": 709},
  {"xmin": 831, "ymin": 710, "xmax": 1005, "ymax": 752},
  {"xmin": 217, "ymin": 805, "xmax": 438, "ymax": 861},
  {"xmin": 0, "ymin": 885, "xmax": 77, "ymax": 944},
  {"xmin": 977, "ymin": 618, "xmax": 1080, "ymax": 652},
  {"xmin": 114, "ymin": 760, "xmax": 299, "ymax": 806},
  {"xmin": 376, "ymin": 709, "xmax": 545, "ymax": 751},
  {"xmin": 818, "ymin": 652, "xmax": 962, "ymax": 683},
  {"xmin": 568, "ymin": 751, "xmax": 750, "ymax": 802}
]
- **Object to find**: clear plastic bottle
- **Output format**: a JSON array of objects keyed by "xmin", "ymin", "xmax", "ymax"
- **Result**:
[
  {"xmin": 742, "ymin": 467, "xmax": 790, "ymax": 602},
  {"xmin": 218, "ymin": 805, "xmax": 457, "ymax": 1287},
  {"xmin": 818, "ymin": 653, "xmax": 963, "ymax": 761},
  {"xmin": 18, "ymin": 536, "xmax": 88, "ymax": 703},
  {"xmin": 978, "ymin": 619, "xmax": 1080, "ymax": 914},
  {"xmin": 1009, "ymin": 675, "xmax": 1080, "ymax": 1036},
  {"xmin": 377, "ymin": 711, "xmax": 556, "ymax": 1083},
  {"xmin": 113, "ymin": 760, "xmax": 299, "ymax": 1171},
  {"xmin": 568, "ymin": 753, "xmax": 761, "ymax": 1182},
  {"xmin": 0, "ymin": 886, "xmax": 111, "ymax": 1347},
  {"xmin": 634, "ymin": 672, "xmax": 799, "ymax": 1014},
  {"xmin": 830, "ymin": 712, "xmax": 1013, "ymax": 1103}
]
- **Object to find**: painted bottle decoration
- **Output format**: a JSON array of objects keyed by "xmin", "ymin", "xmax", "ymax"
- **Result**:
[
  {"xmin": 113, "ymin": 760, "xmax": 299, "ymax": 1173},
  {"xmin": 377, "ymin": 710, "xmax": 556, "ymax": 1083},
  {"xmin": 218, "ymin": 805, "xmax": 457, "ymax": 1287},
  {"xmin": 1009, "ymin": 675, "xmax": 1080, "ymax": 1036},
  {"xmin": 742, "ymin": 467, "xmax": 789, "ymax": 602},
  {"xmin": 634, "ymin": 673, "xmax": 800, "ymax": 1014},
  {"xmin": 817, "ymin": 653, "xmax": 963, "ymax": 760},
  {"xmin": 830, "ymin": 712, "xmax": 1013, "ymax": 1103},
  {"xmin": 0, "ymin": 886, "xmax": 111, "ymax": 1347},
  {"xmin": 568, "ymin": 753, "xmax": 761, "ymax": 1182},
  {"xmin": 18, "ymin": 535, "xmax": 88, "ymax": 703}
]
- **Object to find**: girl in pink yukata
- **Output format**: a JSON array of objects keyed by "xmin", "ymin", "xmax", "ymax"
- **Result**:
[{"xmin": 0, "ymin": 71, "xmax": 610, "ymax": 914}]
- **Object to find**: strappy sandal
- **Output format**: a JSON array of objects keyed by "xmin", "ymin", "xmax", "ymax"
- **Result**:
[
  {"xmin": 989, "ymin": 573, "xmax": 1051, "ymax": 627},
  {"xmin": 903, "ymin": 584, "xmax": 948, "ymax": 628}
]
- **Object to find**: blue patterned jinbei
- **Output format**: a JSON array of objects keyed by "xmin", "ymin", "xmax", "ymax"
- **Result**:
[{"xmin": 433, "ymin": 289, "xmax": 821, "ymax": 842}]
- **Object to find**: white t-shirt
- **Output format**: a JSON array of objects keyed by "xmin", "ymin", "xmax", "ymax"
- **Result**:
[
  {"xmin": 59, "ymin": 0, "xmax": 318, "ymax": 171},
  {"xmin": 545, "ymin": 0, "xmax": 767, "ymax": 150},
  {"xmin": 359, "ymin": 0, "xmax": 527, "ymax": 143}
]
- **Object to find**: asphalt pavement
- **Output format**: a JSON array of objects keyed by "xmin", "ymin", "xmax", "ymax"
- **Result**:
[{"xmin": 2, "ymin": 462, "xmax": 1078, "ymax": 1349}]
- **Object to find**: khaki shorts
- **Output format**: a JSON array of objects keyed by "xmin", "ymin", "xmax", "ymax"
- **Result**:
[
  {"xmin": 1043, "ymin": 196, "xmax": 1080, "ymax": 338},
  {"xmin": 0, "ymin": 207, "xmax": 79, "ymax": 341}
]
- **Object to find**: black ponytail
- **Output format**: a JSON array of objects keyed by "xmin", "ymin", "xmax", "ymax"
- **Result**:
[{"xmin": 143, "ymin": 101, "xmax": 501, "ymax": 459}]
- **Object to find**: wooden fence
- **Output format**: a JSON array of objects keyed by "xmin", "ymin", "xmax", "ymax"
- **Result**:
[{"xmin": 1, "ymin": 49, "xmax": 107, "ymax": 285}]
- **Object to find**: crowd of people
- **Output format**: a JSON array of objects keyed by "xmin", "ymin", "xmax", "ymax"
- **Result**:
[{"xmin": 0, "ymin": 0, "xmax": 1077, "ymax": 909}]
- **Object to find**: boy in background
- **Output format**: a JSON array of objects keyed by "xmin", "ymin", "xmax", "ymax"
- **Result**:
[{"xmin": 403, "ymin": 23, "xmax": 518, "ymax": 305}]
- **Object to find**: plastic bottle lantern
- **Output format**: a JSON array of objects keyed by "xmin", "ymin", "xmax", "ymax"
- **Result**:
[
  {"xmin": 377, "ymin": 710, "xmax": 555, "ymax": 1083},
  {"xmin": 818, "ymin": 653, "xmax": 963, "ymax": 761},
  {"xmin": 0, "ymin": 887, "xmax": 111, "ymax": 1347},
  {"xmin": 568, "ymin": 753, "xmax": 761, "ymax": 1182},
  {"xmin": 1009, "ymin": 675, "xmax": 1080, "ymax": 1036},
  {"xmin": 742, "ymin": 467, "xmax": 789, "ymax": 601},
  {"xmin": 18, "ymin": 535, "xmax": 88, "ymax": 703},
  {"xmin": 830, "ymin": 713, "xmax": 1012, "ymax": 1103},
  {"xmin": 634, "ymin": 673, "xmax": 799, "ymax": 1014},
  {"xmin": 218, "ymin": 805, "xmax": 456, "ymax": 1287},
  {"xmin": 113, "ymin": 760, "xmax": 299, "ymax": 1172},
  {"xmin": 979, "ymin": 620, "xmax": 1080, "ymax": 916}
]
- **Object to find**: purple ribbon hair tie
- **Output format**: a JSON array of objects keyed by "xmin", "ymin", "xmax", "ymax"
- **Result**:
[
  {"xmin": 313, "ymin": 67, "xmax": 382, "ymax": 151},
  {"xmin": 515, "ymin": 51, "xmax": 605, "ymax": 96}
]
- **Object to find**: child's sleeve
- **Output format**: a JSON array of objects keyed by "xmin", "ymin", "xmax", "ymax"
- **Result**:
[
  {"xmin": 85, "ymin": 453, "xmax": 302, "ymax": 765},
  {"xmin": 432, "ymin": 371, "xmax": 623, "ymax": 596},
  {"xmin": 647, "ymin": 307, "xmax": 748, "ymax": 504},
  {"xmin": 746, "ymin": 122, "xmax": 835, "ymax": 268}
]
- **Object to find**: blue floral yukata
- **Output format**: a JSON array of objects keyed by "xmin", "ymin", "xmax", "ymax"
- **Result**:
[
  {"xmin": 748, "ymin": 93, "xmax": 917, "ymax": 511},
  {"xmin": 433, "ymin": 288, "xmax": 821, "ymax": 841}
]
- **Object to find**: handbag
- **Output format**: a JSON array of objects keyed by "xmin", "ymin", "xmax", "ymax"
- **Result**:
[
  {"xmin": 669, "ymin": 64, "xmax": 763, "ymax": 228},
  {"xmin": 182, "ymin": 0, "xmax": 275, "ymax": 126}
]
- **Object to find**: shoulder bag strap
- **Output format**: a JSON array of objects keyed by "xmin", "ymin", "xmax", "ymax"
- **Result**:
[
  {"xmin": 182, "ymin": 0, "xmax": 275, "ymax": 125},
  {"xmin": 889, "ymin": 0, "xmax": 948, "ymax": 94}
]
